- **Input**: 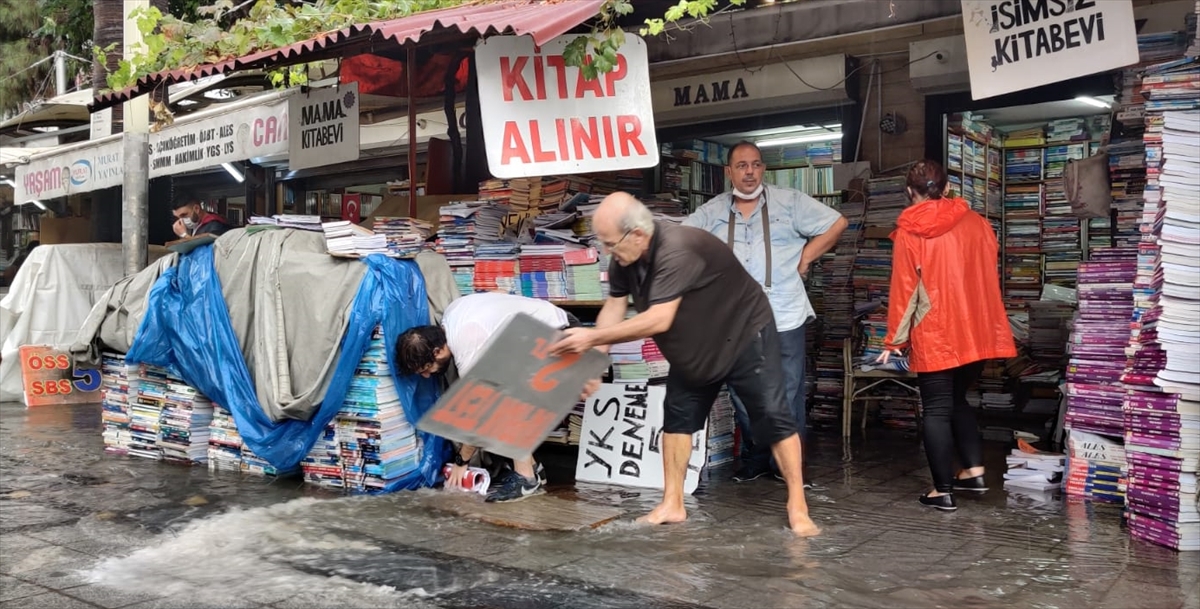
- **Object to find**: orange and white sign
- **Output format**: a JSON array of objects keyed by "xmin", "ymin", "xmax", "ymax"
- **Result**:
[
  {"xmin": 18, "ymin": 345, "xmax": 102, "ymax": 407},
  {"xmin": 475, "ymin": 34, "xmax": 658, "ymax": 179}
]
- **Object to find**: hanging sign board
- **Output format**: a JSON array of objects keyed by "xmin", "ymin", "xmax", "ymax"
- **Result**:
[
  {"xmin": 18, "ymin": 346, "xmax": 102, "ymax": 407},
  {"xmin": 575, "ymin": 383, "xmax": 708, "ymax": 494},
  {"xmin": 288, "ymin": 83, "xmax": 360, "ymax": 171},
  {"xmin": 15, "ymin": 138, "xmax": 123, "ymax": 203},
  {"xmin": 416, "ymin": 313, "xmax": 611, "ymax": 459},
  {"xmin": 148, "ymin": 97, "xmax": 290, "ymax": 178},
  {"xmin": 961, "ymin": 0, "xmax": 1139, "ymax": 100},
  {"xmin": 475, "ymin": 34, "xmax": 658, "ymax": 178}
]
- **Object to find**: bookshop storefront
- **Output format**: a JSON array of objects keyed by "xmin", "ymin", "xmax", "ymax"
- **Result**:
[{"xmin": 645, "ymin": 53, "xmax": 863, "ymax": 210}]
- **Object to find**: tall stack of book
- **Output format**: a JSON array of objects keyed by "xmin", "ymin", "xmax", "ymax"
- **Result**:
[
  {"xmin": 322, "ymin": 221, "xmax": 384, "ymax": 257},
  {"xmin": 1066, "ymin": 429, "xmax": 1127, "ymax": 504},
  {"xmin": 158, "ymin": 382, "xmax": 214, "ymax": 464},
  {"xmin": 706, "ymin": 389, "xmax": 736, "ymax": 469},
  {"xmin": 564, "ymin": 248, "xmax": 603, "ymax": 301},
  {"xmin": 300, "ymin": 424, "xmax": 345, "ymax": 490},
  {"xmin": 100, "ymin": 353, "xmax": 134, "ymax": 455},
  {"xmin": 810, "ymin": 192, "xmax": 863, "ymax": 427},
  {"xmin": 1064, "ymin": 251, "xmax": 1137, "ymax": 439},
  {"xmin": 437, "ymin": 203, "xmax": 480, "ymax": 295},
  {"xmin": 207, "ymin": 405, "xmax": 243, "ymax": 472},
  {"xmin": 337, "ymin": 326, "xmax": 422, "ymax": 492},
  {"xmin": 372, "ymin": 217, "xmax": 435, "ymax": 258},
  {"xmin": 609, "ymin": 338, "xmax": 669, "ymax": 383},
  {"xmin": 128, "ymin": 365, "xmax": 168, "ymax": 461},
  {"xmin": 518, "ymin": 244, "xmax": 568, "ymax": 300},
  {"xmin": 473, "ymin": 242, "xmax": 521, "ymax": 294}
]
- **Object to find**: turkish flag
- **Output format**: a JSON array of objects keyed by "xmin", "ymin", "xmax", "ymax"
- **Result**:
[{"xmin": 342, "ymin": 193, "xmax": 361, "ymax": 224}]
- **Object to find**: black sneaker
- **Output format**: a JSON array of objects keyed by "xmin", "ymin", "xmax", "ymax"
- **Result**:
[
  {"xmin": 952, "ymin": 475, "xmax": 988, "ymax": 493},
  {"xmin": 485, "ymin": 470, "xmax": 544, "ymax": 503},
  {"xmin": 732, "ymin": 463, "xmax": 771, "ymax": 482},
  {"xmin": 771, "ymin": 471, "xmax": 820, "ymax": 490},
  {"xmin": 919, "ymin": 492, "xmax": 957, "ymax": 511}
]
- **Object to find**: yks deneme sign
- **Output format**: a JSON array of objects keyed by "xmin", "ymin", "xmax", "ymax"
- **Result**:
[
  {"xmin": 961, "ymin": 0, "xmax": 1139, "ymax": 100},
  {"xmin": 475, "ymin": 35, "xmax": 658, "ymax": 179}
]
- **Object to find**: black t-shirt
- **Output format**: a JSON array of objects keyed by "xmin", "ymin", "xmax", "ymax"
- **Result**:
[{"xmin": 609, "ymin": 221, "xmax": 775, "ymax": 385}]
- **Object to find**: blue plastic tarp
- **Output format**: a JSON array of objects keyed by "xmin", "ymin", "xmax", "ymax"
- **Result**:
[{"xmin": 125, "ymin": 244, "xmax": 446, "ymax": 490}]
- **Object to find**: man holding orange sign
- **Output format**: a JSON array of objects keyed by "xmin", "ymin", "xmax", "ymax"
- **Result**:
[{"xmin": 397, "ymin": 292, "xmax": 597, "ymax": 502}]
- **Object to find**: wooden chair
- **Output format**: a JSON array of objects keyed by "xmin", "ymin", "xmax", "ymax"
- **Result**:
[{"xmin": 841, "ymin": 338, "xmax": 920, "ymax": 437}]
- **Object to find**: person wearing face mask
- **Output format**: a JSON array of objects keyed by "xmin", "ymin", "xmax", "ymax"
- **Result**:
[
  {"xmin": 171, "ymin": 192, "xmax": 234, "ymax": 239},
  {"xmin": 875, "ymin": 159, "xmax": 1015, "ymax": 511},
  {"xmin": 683, "ymin": 141, "xmax": 847, "ymax": 484}
]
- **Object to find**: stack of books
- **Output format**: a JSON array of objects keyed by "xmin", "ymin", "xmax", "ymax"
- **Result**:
[
  {"xmin": 436, "ymin": 203, "xmax": 481, "ymax": 295},
  {"xmin": 158, "ymin": 381, "xmax": 214, "ymax": 464},
  {"xmin": 1004, "ymin": 440, "xmax": 1066, "ymax": 495},
  {"xmin": 563, "ymin": 248, "xmax": 603, "ymax": 301},
  {"xmin": 1064, "ymin": 251, "xmax": 1137, "ymax": 438},
  {"xmin": 128, "ymin": 365, "xmax": 168, "ymax": 461},
  {"xmin": 810, "ymin": 197, "xmax": 863, "ymax": 428},
  {"xmin": 473, "ymin": 242, "xmax": 521, "ymax": 294},
  {"xmin": 100, "ymin": 353, "xmax": 134, "ymax": 455},
  {"xmin": 706, "ymin": 388, "xmax": 736, "ymax": 470},
  {"xmin": 1066, "ymin": 429, "xmax": 1127, "ymax": 503},
  {"xmin": 207, "ymin": 405, "xmax": 243, "ymax": 472},
  {"xmin": 372, "ymin": 217, "xmax": 435, "ymax": 258},
  {"xmin": 517, "ymin": 244, "xmax": 568, "ymax": 300}
]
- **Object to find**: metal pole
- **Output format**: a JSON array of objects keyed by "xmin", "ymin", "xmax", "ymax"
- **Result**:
[
  {"xmin": 407, "ymin": 44, "xmax": 418, "ymax": 217},
  {"xmin": 122, "ymin": 133, "xmax": 149, "ymax": 275},
  {"xmin": 54, "ymin": 51, "xmax": 66, "ymax": 96}
]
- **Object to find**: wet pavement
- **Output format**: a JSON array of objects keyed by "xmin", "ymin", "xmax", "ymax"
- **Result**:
[{"xmin": 1, "ymin": 401, "xmax": 1197, "ymax": 609}]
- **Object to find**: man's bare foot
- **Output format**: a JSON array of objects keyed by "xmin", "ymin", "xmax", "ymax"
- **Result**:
[
  {"xmin": 788, "ymin": 505, "xmax": 821, "ymax": 537},
  {"xmin": 636, "ymin": 502, "xmax": 687, "ymax": 525}
]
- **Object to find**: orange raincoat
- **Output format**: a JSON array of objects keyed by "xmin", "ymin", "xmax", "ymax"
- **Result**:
[{"xmin": 883, "ymin": 197, "xmax": 1016, "ymax": 372}]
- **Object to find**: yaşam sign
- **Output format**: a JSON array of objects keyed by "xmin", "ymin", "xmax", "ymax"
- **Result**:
[
  {"xmin": 19, "ymin": 345, "xmax": 101, "ymax": 407},
  {"xmin": 475, "ymin": 34, "xmax": 658, "ymax": 179},
  {"xmin": 961, "ymin": 0, "xmax": 1139, "ymax": 100},
  {"xmin": 288, "ymin": 83, "xmax": 360, "ymax": 171},
  {"xmin": 15, "ymin": 138, "xmax": 124, "ymax": 203},
  {"xmin": 574, "ymin": 382, "xmax": 707, "ymax": 494},
  {"xmin": 415, "ymin": 313, "xmax": 611, "ymax": 459}
]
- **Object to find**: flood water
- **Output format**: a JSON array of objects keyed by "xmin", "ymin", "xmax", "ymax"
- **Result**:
[{"xmin": 1, "ymin": 402, "xmax": 1196, "ymax": 609}]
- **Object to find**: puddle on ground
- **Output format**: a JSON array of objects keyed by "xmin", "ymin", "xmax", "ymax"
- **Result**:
[{"xmin": 2, "ymin": 402, "xmax": 1197, "ymax": 609}]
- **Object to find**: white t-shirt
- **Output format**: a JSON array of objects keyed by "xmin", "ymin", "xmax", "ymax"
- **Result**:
[{"xmin": 443, "ymin": 292, "xmax": 570, "ymax": 375}]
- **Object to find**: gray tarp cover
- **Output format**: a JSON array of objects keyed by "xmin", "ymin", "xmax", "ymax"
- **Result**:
[{"xmin": 71, "ymin": 227, "xmax": 458, "ymax": 423}]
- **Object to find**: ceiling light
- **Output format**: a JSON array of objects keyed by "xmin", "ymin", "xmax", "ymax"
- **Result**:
[
  {"xmin": 1, "ymin": 178, "xmax": 15, "ymax": 188},
  {"xmin": 1075, "ymin": 96, "xmax": 1111, "ymax": 108},
  {"xmin": 222, "ymin": 162, "xmax": 245, "ymax": 183},
  {"xmin": 757, "ymin": 132, "xmax": 843, "ymax": 148},
  {"xmin": 25, "ymin": 199, "xmax": 47, "ymax": 211}
]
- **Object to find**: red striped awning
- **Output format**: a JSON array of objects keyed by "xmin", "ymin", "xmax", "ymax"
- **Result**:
[{"xmin": 90, "ymin": 0, "xmax": 605, "ymax": 110}]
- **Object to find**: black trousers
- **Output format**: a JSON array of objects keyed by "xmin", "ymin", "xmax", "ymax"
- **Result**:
[{"xmin": 917, "ymin": 360, "xmax": 986, "ymax": 493}]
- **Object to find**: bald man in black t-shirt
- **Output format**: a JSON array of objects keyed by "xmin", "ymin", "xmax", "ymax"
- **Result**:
[{"xmin": 552, "ymin": 192, "xmax": 820, "ymax": 537}]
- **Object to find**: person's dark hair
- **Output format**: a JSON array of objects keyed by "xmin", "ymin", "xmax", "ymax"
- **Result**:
[
  {"xmin": 26, "ymin": 240, "xmax": 39, "ymax": 251},
  {"xmin": 905, "ymin": 159, "xmax": 949, "ymax": 201},
  {"xmin": 726, "ymin": 140, "xmax": 762, "ymax": 166},
  {"xmin": 172, "ymin": 191, "xmax": 202, "ymax": 211},
  {"xmin": 395, "ymin": 325, "xmax": 447, "ymax": 375}
]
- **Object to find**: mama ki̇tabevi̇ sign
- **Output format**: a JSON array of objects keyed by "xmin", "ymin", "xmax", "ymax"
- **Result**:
[
  {"xmin": 288, "ymin": 82, "xmax": 360, "ymax": 171},
  {"xmin": 575, "ymin": 383, "xmax": 707, "ymax": 494},
  {"xmin": 474, "ymin": 34, "xmax": 658, "ymax": 179},
  {"xmin": 961, "ymin": 0, "xmax": 1139, "ymax": 100}
]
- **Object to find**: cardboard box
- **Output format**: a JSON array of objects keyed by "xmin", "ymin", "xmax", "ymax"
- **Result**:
[{"xmin": 37, "ymin": 217, "xmax": 92, "ymax": 244}]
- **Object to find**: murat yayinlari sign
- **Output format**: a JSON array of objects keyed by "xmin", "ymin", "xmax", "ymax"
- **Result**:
[{"xmin": 961, "ymin": 0, "xmax": 1139, "ymax": 100}]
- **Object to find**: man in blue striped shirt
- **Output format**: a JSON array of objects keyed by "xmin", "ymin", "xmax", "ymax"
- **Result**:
[{"xmin": 684, "ymin": 141, "xmax": 848, "ymax": 483}]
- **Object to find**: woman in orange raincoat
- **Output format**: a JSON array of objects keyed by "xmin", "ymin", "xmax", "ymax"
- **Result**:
[{"xmin": 877, "ymin": 159, "xmax": 1016, "ymax": 511}]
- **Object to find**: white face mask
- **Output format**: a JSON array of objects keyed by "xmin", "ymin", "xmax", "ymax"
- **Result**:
[
  {"xmin": 182, "ymin": 217, "xmax": 197, "ymax": 230},
  {"xmin": 733, "ymin": 183, "xmax": 764, "ymax": 200}
]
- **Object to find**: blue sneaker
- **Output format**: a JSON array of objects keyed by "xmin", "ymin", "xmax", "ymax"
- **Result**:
[{"xmin": 485, "ymin": 469, "xmax": 544, "ymax": 503}]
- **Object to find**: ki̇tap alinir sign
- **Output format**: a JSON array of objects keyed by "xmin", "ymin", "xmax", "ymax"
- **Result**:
[
  {"xmin": 961, "ymin": 0, "xmax": 1139, "ymax": 100},
  {"xmin": 474, "ymin": 34, "xmax": 658, "ymax": 179}
]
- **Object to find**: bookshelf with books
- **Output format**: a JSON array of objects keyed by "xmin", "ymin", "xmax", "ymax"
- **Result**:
[{"xmin": 946, "ymin": 112, "xmax": 1002, "ymax": 226}]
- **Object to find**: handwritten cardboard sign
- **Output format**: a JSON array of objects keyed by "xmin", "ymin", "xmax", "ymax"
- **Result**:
[
  {"xmin": 416, "ymin": 313, "xmax": 610, "ymax": 459},
  {"xmin": 575, "ymin": 383, "xmax": 707, "ymax": 494},
  {"xmin": 18, "ymin": 345, "xmax": 102, "ymax": 407}
]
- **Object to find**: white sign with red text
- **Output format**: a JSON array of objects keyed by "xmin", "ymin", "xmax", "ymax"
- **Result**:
[
  {"xmin": 475, "ymin": 35, "xmax": 657, "ymax": 179},
  {"xmin": 149, "ymin": 97, "xmax": 290, "ymax": 178},
  {"xmin": 15, "ymin": 138, "xmax": 124, "ymax": 203}
]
